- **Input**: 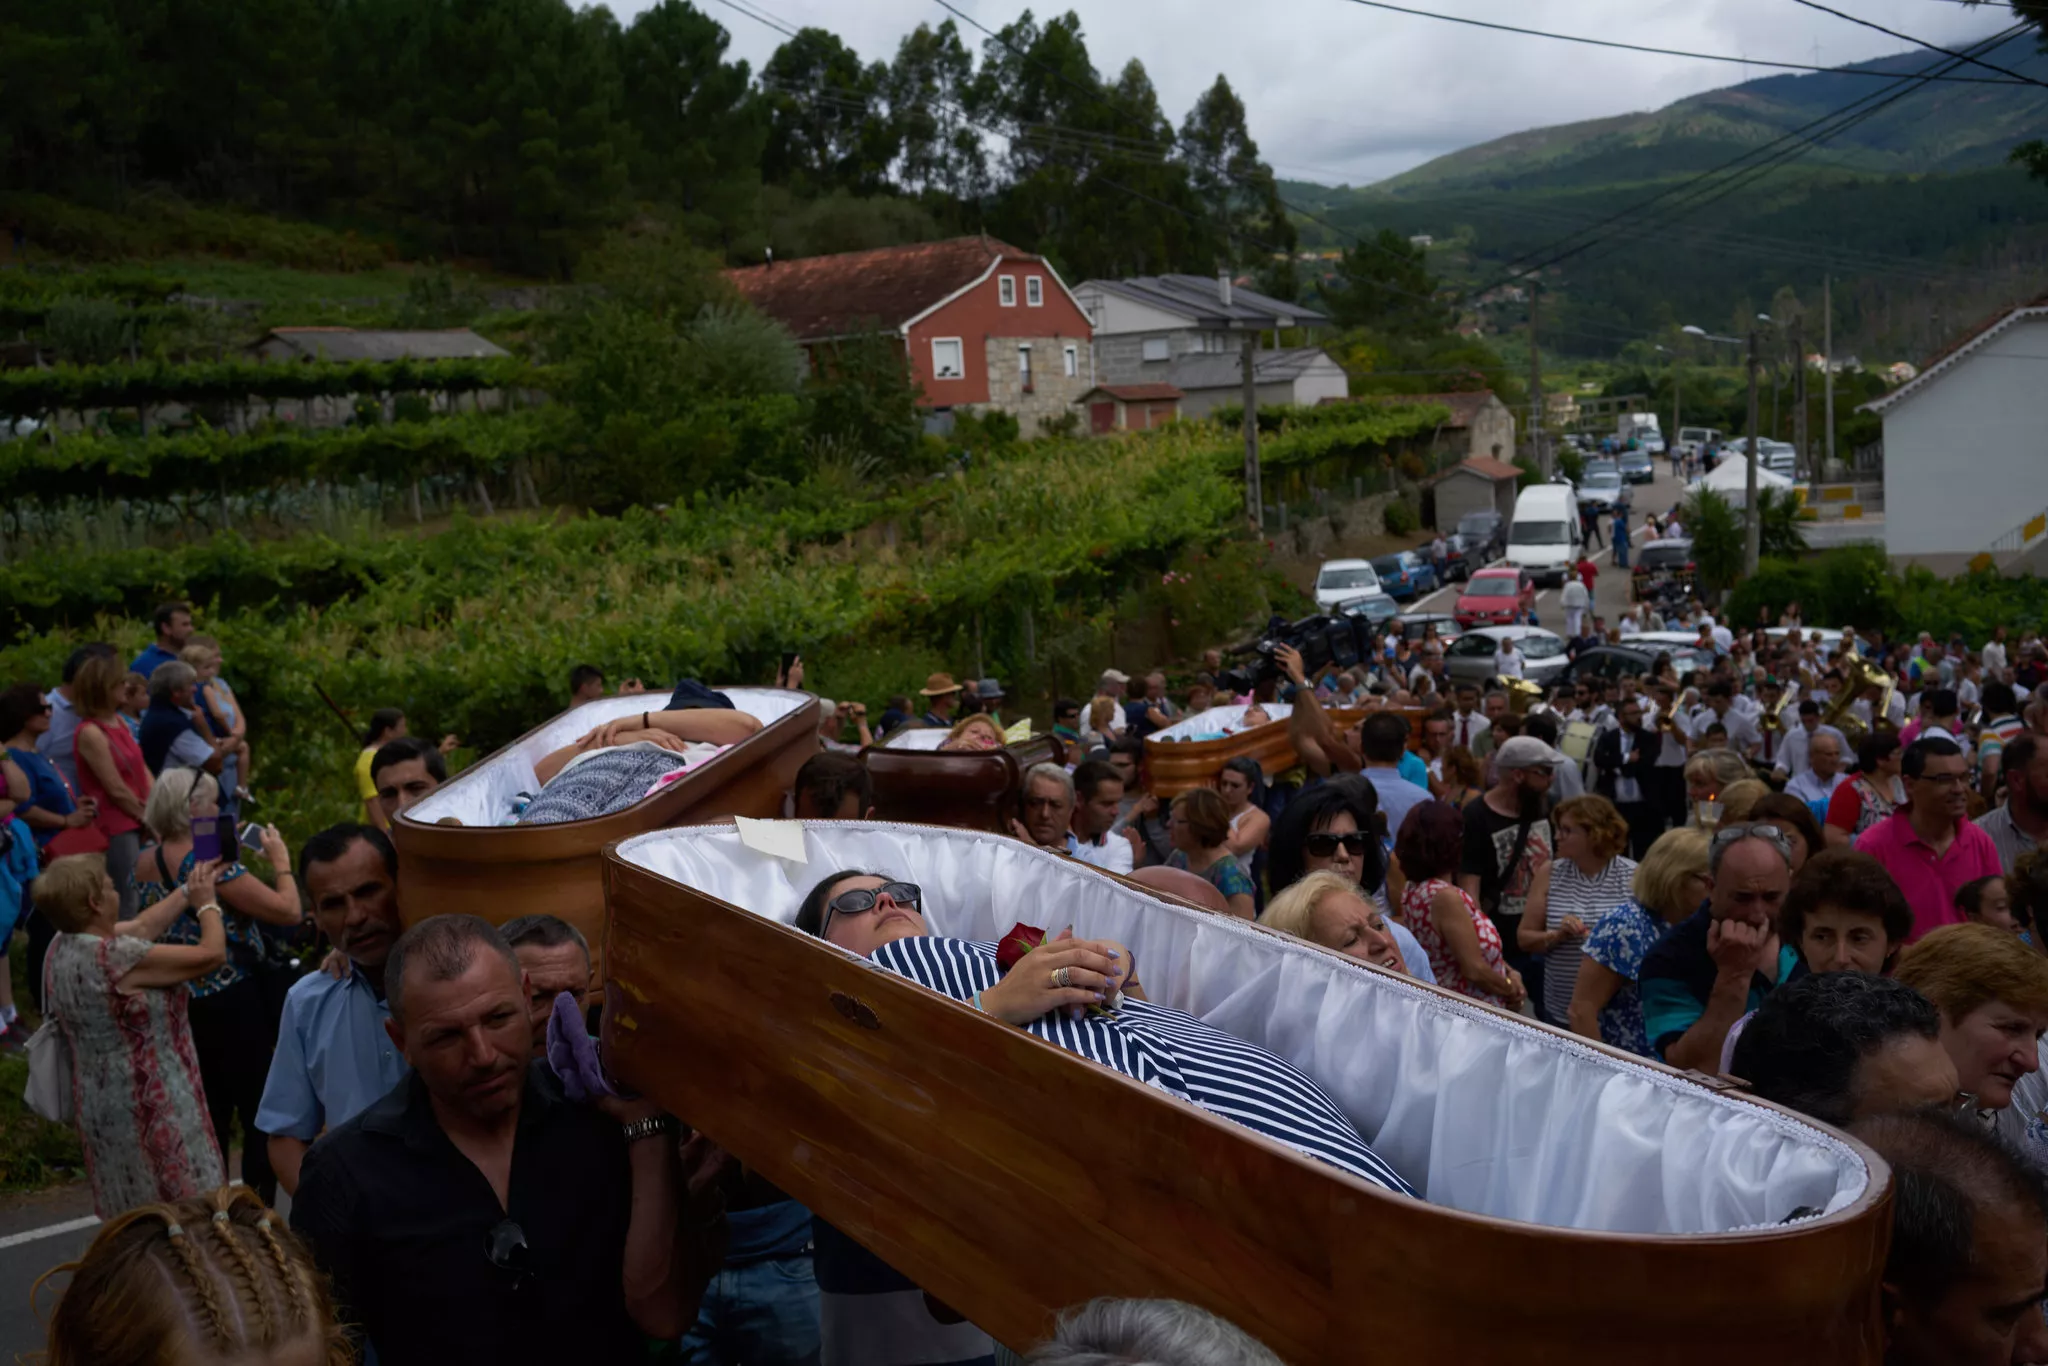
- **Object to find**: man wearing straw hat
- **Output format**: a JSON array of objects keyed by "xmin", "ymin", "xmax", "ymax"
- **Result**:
[{"xmin": 918, "ymin": 673, "xmax": 964, "ymax": 729}]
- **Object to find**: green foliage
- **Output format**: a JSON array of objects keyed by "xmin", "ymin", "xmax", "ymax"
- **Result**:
[
  {"xmin": 1682, "ymin": 487, "xmax": 1745, "ymax": 593},
  {"xmin": 1251, "ymin": 404, "xmax": 1450, "ymax": 471},
  {"xmin": 393, "ymin": 266, "xmax": 490, "ymax": 329},
  {"xmin": 42, "ymin": 296, "xmax": 133, "ymax": 365},
  {"xmin": 1556, "ymin": 446, "xmax": 1585, "ymax": 483},
  {"xmin": 0, "ymin": 193, "xmax": 388, "ymax": 270},
  {"xmin": 804, "ymin": 332, "xmax": 925, "ymax": 471},
  {"xmin": 1321, "ymin": 230, "xmax": 1450, "ymax": 338},
  {"xmin": 1512, "ymin": 454, "xmax": 1541, "ymax": 489},
  {"xmin": 1383, "ymin": 498, "xmax": 1419, "ymax": 535},
  {"xmin": 0, "ymin": 357, "xmax": 535, "ymax": 420},
  {"xmin": 0, "ymin": 1055, "xmax": 83, "ymax": 1191},
  {"xmin": 1758, "ymin": 487, "xmax": 1809, "ymax": 560}
]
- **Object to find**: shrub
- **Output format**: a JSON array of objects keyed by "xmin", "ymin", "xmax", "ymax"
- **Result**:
[{"xmin": 1384, "ymin": 498, "xmax": 1419, "ymax": 535}]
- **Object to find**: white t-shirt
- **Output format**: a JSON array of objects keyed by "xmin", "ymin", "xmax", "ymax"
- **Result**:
[
  {"xmin": 1494, "ymin": 649, "xmax": 1525, "ymax": 679},
  {"xmin": 1984, "ymin": 640, "xmax": 2009, "ymax": 679},
  {"xmin": 1067, "ymin": 830, "xmax": 1135, "ymax": 875}
]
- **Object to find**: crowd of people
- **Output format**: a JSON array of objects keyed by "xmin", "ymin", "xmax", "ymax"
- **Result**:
[{"xmin": 12, "ymin": 601, "xmax": 2048, "ymax": 1365}]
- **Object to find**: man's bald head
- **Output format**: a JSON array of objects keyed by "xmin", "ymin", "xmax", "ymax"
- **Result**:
[{"xmin": 1708, "ymin": 832, "xmax": 1793, "ymax": 930}]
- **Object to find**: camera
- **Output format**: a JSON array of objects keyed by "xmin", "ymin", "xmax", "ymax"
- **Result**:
[{"xmin": 1214, "ymin": 612, "xmax": 1376, "ymax": 696}]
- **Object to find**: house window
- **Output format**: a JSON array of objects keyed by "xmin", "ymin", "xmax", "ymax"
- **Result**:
[
  {"xmin": 1025, "ymin": 276, "xmax": 1043, "ymax": 306},
  {"xmin": 1141, "ymin": 337, "xmax": 1170, "ymax": 363},
  {"xmin": 1019, "ymin": 345, "xmax": 1033, "ymax": 394},
  {"xmin": 998, "ymin": 275, "xmax": 1016, "ymax": 306},
  {"xmin": 932, "ymin": 337, "xmax": 965, "ymax": 380},
  {"xmin": 1063, "ymin": 343, "xmax": 1078, "ymax": 378}
]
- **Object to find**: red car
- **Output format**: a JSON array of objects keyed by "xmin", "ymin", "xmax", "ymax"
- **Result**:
[{"xmin": 1455, "ymin": 567, "xmax": 1535, "ymax": 628}]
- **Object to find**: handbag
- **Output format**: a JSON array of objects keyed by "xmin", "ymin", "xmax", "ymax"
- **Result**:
[
  {"xmin": 23, "ymin": 960, "xmax": 74, "ymax": 1125},
  {"xmin": 44, "ymin": 818, "xmax": 109, "ymax": 857}
]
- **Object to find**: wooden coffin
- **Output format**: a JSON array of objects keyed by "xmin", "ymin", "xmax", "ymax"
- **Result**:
[
  {"xmin": 863, "ymin": 734, "xmax": 1062, "ymax": 832},
  {"xmin": 391, "ymin": 689, "xmax": 817, "ymax": 953},
  {"xmin": 601, "ymin": 823, "xmax": 1890, "ymax": 1363},
  {"xmin": 1145, "ymin": 703, "xmax": 1425, "ymax": 797}
]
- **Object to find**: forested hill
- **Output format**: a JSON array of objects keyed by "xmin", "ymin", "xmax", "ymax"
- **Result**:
[{"xmin": 1349, "ymin": 33, "xmax": 2048, "ymax": 198}]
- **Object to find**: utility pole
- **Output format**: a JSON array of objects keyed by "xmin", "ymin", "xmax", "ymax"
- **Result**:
[
  {"xmin": 1745, "ymin": 325, "xmax": 1763, "ymax": 575},
  {"xmin": 1241, "ymin": 330, "xmax": 1262, "ymax": 530},
  {"xmin": 1823, "ymin": 275, "xmax": 1836, "ymax": 479},
  {"xmin": 1792, "ymin": 316, "xmax": 1808, "ymax": 481},
  {"xmin": 1528, "ymin": 284, "xmax": 1546, "ymax": 476}
]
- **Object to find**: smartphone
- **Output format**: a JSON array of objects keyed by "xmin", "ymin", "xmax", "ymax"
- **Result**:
[
  {"xmin": 239, "ymin": 822, "xmax": 266, "ymax": 854},
  {"xmin": 191, "ymin": 816, "xmax": 222, "ymax": 864}
]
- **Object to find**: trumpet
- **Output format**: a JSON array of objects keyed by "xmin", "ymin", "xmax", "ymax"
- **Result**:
[
  {"xmin": 1758, "ymin": 686, "xmax": 1794, "ymax": 735},
  {"xmin": 1823, "ymin": 654, "xmax": 1895, "ymax": 746}
]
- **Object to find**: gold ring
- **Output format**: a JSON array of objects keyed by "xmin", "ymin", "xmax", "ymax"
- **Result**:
[{"xmin": 1052, "ymin": 966, "xmax": 1070, "ymax": 989}]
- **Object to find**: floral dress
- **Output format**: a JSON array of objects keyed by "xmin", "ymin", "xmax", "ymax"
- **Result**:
[
  {"xmin": 136, "ymin": 849, "xmax": 261, "ymax": 1000},
  {"xmin": 46, "ymin": 933, "xmax": 223, "ymax": 1216},
  {"xmin": 1400, "ymin": 876, "xmax": 1512, "ymax": 1007},
  {"xmin": 1166, "ymin": 849, "xmax": 1256, "ymax": 904},
  {"xmin": 1578, "ymin": 898, "xmax": 1666, "ymax": 1057}
]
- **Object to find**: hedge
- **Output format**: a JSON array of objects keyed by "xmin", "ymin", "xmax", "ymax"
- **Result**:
[{"xmin": 0, "ymin": 356, "xmax": 539, "ymax": 418}]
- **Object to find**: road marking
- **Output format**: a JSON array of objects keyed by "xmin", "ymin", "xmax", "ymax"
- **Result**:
[{"xmin": 0, "ymin": 1215, "xmax": 98, "ymax": 1252}]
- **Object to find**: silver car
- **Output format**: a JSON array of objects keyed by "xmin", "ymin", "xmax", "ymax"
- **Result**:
[{"xmin": 1441, "ymin": 627, "xmax": 1571, "ymax": 687}]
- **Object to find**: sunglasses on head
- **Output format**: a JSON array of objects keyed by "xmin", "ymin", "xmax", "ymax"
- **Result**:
[
  {"xmin": 822, "ymin": 880, "xmax": 921, "ymax": 938},
  {"xmin": 1304, "ymin": 832, "xmax": 1370, "ymax": 857}
]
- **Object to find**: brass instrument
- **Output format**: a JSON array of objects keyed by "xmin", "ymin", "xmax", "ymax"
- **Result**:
[
  {"xmin": 1503, "ymin": 676, "xmax": 1545, "ymax": 716},
  {"xmin": 1759, "ymin": 685, "xmax": 1794, "ymax": 735},
  {"xmin": 1821, "ymin": 654, "xmax": 1895, "ymax": 746}
]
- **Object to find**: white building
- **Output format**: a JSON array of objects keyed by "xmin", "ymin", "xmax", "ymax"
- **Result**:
[{"xmin": 1863, "ymin": 297, "xmax": 2048, "ymax": 573}]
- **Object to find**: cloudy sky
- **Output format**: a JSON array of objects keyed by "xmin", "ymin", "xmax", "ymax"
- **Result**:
[{"xmin": 603, "ymin": 0, "xmax": 2021, "ymax": 184}]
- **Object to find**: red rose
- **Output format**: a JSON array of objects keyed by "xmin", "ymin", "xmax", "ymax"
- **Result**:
[{"xmin": 995, "ymin": 922, "xmax": 1046, "ymax": 975}]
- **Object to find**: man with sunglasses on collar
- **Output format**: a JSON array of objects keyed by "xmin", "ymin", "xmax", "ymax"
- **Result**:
[
  {"xmin": 1639, "ymin": 824, "xmax": 1802, "ymax": 1072},
  {"xmin": 292, "ymin": 915, "xmax": 724, "ymax": 1365}
]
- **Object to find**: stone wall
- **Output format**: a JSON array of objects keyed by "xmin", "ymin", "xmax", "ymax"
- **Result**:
[
  {"xmin": 975, "ymin": 334, "xmax": 1095, "ymax": 437},
  {"xmin": 1282, "ymin": 490, "xmax": 1404, "ymax": 560}
]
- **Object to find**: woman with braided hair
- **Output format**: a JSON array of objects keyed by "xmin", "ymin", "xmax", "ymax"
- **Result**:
[{"xmin": 38, "ymin": 1185, "xmax": 349, "ymax": 1365}]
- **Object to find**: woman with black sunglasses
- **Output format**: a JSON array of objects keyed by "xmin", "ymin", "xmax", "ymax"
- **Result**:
[
  {"xmin": 792, "ymin": 869, "xmax": 1414, "ymax": 1196},
  {"xmin": 1262, "ymin": 779, "xmax": 1436, "ymax": 983}
]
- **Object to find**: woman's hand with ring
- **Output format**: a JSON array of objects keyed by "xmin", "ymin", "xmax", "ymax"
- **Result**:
[{"xmin": 978, "ymin": 937, "xmax": 1120, "ymax": 1026}]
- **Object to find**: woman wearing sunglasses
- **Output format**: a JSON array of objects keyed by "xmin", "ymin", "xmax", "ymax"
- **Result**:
[
  {"xmin": 1267, "ymin": 779, "xmax": 1436, "ymax": 983},
  {"xmin": 793, "ymin": 870, "xmax": 1414, "ymax": 1196},
  {"xmin": 1394, "ymin": 800, "xmax": 1527, "ymax": 1011}
]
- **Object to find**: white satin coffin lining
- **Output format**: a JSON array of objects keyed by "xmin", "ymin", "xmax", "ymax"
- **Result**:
[
  {"xmin": 408, "ymin": 688, "xmax": 809, "ymax": 827},
  {"xmin": 1150, "ymin": 702, "xmax": 1292, "ymax": 743},
  {"xmin": 615, "ymin": 821, "xmax": 1870, "ymax": 1235},
  {"xmin": 882, "ymin": 728, "xmax": 951, "ymax": 750}
]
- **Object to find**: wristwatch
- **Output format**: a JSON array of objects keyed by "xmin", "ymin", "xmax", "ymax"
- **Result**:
[{"xmin": 620, "ymin": 1114, "xmax": 678, "ymax": 1144}]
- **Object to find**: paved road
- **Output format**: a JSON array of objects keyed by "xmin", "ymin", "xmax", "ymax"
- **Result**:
[{"xmin": 1407, "ymin": 456, "xmax": 1693, "ymax": 629}]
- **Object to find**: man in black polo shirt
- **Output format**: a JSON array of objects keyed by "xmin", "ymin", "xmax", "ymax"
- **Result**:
[{"xmin": 292, "ymin": 915, "xmax": 714, "ymax": 1364}]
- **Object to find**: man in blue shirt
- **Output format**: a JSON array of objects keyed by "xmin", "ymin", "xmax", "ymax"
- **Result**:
[
  {"xmin": 130, "ymin": 599, "xmax": 194, "ymax": 679},
  {"xmin": 257, "ymin": 824, "xmax": 411, "ymax": 1195},
  {"xmin": 138, "ymin": 661, "xmax": 228, "ymax": 777},
  {"xmin": 1639, "ymin": 824, "xmax": 1802, "ymax": 1071}
]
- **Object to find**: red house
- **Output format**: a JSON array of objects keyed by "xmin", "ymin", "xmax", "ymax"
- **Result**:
[{"xmin": 726, "ymin": 237, "xmax": 1095, "ymax": 436}]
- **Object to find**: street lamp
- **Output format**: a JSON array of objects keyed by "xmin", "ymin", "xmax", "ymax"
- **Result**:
[{"xmin": 1681, "ymin": 315, "xmax": 1772, "ymax": 576}]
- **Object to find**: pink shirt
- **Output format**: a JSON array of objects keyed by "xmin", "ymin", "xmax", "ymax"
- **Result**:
[{"xmin": 1855, "ymin": 808, "xmax": 2003, "ymax": 942}]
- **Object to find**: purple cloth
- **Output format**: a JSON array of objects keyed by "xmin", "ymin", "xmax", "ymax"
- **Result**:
[{"xmin": 544, "ymin": 990, "xmax": 624, "ymax": 1102}]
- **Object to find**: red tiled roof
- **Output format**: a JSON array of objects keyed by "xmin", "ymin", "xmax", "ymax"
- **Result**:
[
  {"xmin": 1455, "ymin": 455, "xmax": 1523, "ymax": 481},
  {"xmin": 1083, "ymin": 383, "xmax": 1184, "ymax": 402},
  {"xmin": 725, "ymin": 237, "xmax": 1034, "ymax": 341}
]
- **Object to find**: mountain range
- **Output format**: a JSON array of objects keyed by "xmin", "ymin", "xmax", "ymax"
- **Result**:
[{"xmin": 1281, "ymin": 33, "xmax": 2048, "ymax": 359}]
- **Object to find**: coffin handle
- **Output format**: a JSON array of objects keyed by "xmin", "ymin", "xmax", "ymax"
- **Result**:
[{"xmin": 829, "ymin": 991, "xmax": 883, "ymax": 1030}]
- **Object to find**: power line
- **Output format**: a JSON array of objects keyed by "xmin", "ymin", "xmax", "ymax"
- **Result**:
[
  {"xmin": 1322, "ymin": 0, "xmax": 2034, "ymax": 83},
  {"xmin": 1459, "ymin": 23, "xmax": 2032, "ymax": 295},
  {"xmin": 1785, "ymin": 0, "xmax": 2048, "ymax": 87}
]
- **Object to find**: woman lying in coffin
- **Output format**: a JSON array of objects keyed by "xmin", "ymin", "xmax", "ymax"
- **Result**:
[
  {"xmin": 796, "ymin": 870, "xmax": 1416, "ymax": 1197},
  {"xmin": 516, "ymin": 707, "xmax": 761, "ymax": 824}
]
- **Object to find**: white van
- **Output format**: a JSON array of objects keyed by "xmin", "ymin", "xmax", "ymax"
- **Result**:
[{"xmin": 1505, "ymin": 484, "xmax": 1582, "ymax": 586}]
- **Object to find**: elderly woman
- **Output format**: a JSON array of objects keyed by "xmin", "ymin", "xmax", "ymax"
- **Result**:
[
  {"xmin": 1894, "ymin": 923, "xmax": 2048, "ymax": 1125},
  {"xmin": 38, "ymin": 852, "xmax": 227, "ymax": 1217},
  {"xmin": 796, "ymin": 870, "xmax": 1414, "ymax": 1195},
  {"xmin": 132, "ymin": 768, "xmax": 303, "ymax": 1203},
  {"xmin": 938, "ymin": 714, "xmax": 1006, "ymax": 752},
  {"xmin": 1267, "ymin": 779, "xmax": 1435, "ymax": 984},
  {"xmin": 1395, "ymin": 800, "xmax": 1526, "ymax": 1010},
  {"xmin": 1518, "ymin": 795, "xmax": 1638, "ymax": 1027},
  {"xmin": 519, "ymin": 705, "xmax": 762, "ymax": 824},
  {"xmin": 1683, "ymin": 747, "xmax": 1752, "ymax": 826},
  {"xmin": 1260, "ymin": 871, "xmax": 1406, "ymax": 973},
  {"xmin": 1164, "ymin": 787, "xmax": 1256, "ymax": 918},
  {"xmin": 1566, "ymin": 827, "xmax": 1710, "ymax": 1056}
]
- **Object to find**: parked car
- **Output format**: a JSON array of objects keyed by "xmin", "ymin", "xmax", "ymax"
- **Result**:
[
  {"xmin": 1613, "ymin": 635, "xmax": 1716, "ymax": 678},
  {"xmin": 1442, "ymin": 627, "xmax": 1571, "ymax": 686},
  {"xmin": 1758, "ymin": 440, "xmax": 1798, "ymax": 478},
  {"xmin": 1618, "ymin": 449, "xmax": 1655, "ymax": 484},
  {"xmin": 1455, "ymin": 567, "xmax": 1535, "ymax": 629},
  {"xmin": 1314, "ymin": 558, "xmax": 1382, "ymax": 610},
  {"xmin": 1336, "ymin": 591, "xmax": 1400, "ymax": 631},
  {"xmin": 1641, "ymin": 435, "xmax": 1667, "ymax": 456},
  {"xmin": 1676, "ymin": 427, "xmax": 1722, "ymax": 456},
  {"xmin": 1391, "ymin": 612, "xmax": 1462, "ymax": 645},
  {"xmin": 1576, "ymin": 461, "xmax": 1624, "ymax": 512},
  {"xmin": 1630, "ymin": 537, "xmax": 1696, "ymax": 604},
  {"xmin": 1557, "ymin": 643, "xmax": 1706, "ymax": 686},
  {"xmin": 1505, "ymin": 483, "xmax": 1582, "ymax": 587},
  {"xmin": 1455, "ymin": 510, "xmax": 1506, "ymax": 563},
  {"xmin": 1369, "ymin": 551, "xmax": 1436, "ymax": 601}
]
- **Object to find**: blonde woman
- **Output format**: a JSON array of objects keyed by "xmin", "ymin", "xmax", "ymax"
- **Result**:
[
  {"xmin": 38, "ymin": 1186, "xmax": 349, "ymax": 1365},
  {"xmin": 1519, "ymin": 795, "xmax": 1638, "ymax": 1027},
  {"xmin": 939, "ymin": 714, "xmax": 1006, "ymax": 752},
  {"xmin": 37, "ymin": 852, "xmax": 226, "ymax": 1216},
  {"xmin": 1261, "ymin": 870, "xmax": 1407, "ymax": 972},
  {"xmin": 1566, "ymin": 827, "xmax": 1711, "ymax": 1057}
]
